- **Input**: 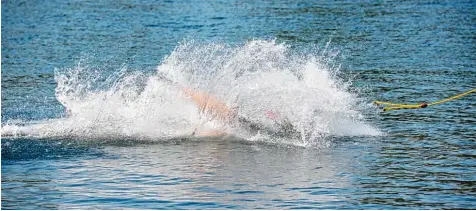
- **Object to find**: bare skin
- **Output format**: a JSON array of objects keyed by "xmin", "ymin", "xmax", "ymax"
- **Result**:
[
  {"xmin": 192, "ymin": 128, "xmax": 228, "ymax": 137},
  {"xmin": 180, "ymin": 87, "xmax": 294, "ymax": 139},
  {"xmin": 182, "ymin": 87, "xmax": 235, "ymax": 121},
  {"xmin": 167, "ymin": 78, "xmax": 293, "ymax": 139},
  {"xmin": 180, "ymin": 87, "xmax": 235, "ymax": 137}
]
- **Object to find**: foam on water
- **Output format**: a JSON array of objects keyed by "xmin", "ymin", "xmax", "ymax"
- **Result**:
[{"xmin": 1, "ymin": 39, "xmax": 381, "ymax": 147}]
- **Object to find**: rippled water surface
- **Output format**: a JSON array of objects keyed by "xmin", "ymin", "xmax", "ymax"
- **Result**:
[{"xmin": 2, "ymin": 0, "xmax": 476, "ymax": 209}]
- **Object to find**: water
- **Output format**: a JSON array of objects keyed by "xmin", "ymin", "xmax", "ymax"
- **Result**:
[{"xmin": 2, "ymin": 0, "xmax": 475, "ymax": 209}]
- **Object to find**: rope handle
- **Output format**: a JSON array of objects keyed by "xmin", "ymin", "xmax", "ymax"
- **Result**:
[{"xmin": 374, "ymin": 88, "xmax": 476, "ymax": 112}]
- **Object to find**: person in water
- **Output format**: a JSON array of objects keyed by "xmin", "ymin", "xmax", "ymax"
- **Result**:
[{"xmin": 177, "ymin": 80, "xmax": 299, "ymax": 138}]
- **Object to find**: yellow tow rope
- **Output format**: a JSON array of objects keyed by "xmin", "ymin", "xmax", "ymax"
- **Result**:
[{"xmin": 374, "ymin": 88, "xmax": 476, "ymax": 112}]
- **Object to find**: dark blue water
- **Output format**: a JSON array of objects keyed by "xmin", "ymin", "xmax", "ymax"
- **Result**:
[{"xmin": 2, "ymin": 0, "xmax": 476, "ymax": 209}]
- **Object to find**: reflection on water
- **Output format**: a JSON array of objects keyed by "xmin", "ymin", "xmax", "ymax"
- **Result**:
[{"xmin": 3, "ymin": 138, "xmax": 361, "ymax": 209}]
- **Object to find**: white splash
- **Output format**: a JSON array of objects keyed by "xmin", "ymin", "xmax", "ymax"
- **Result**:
[{"xmin": 1, "ymin": 39, "xmax": 381, "ymax": 147}]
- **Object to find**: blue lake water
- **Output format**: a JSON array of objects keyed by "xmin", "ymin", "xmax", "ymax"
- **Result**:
[{"xmin": 2, "ymin": 0, "xmax": 476, "ymax": 209}]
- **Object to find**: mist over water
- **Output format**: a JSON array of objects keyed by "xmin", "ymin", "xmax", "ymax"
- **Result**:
[{"xmin": 1, "ymin": 40, "xmax": 380, "ymax": 147}]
